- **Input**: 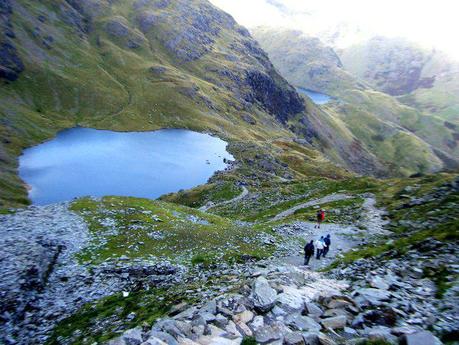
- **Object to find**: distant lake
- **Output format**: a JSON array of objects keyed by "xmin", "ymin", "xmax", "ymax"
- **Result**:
[
  {"xmin": 19, "ymin": 128, "xmax": 234, "ymax": 205},
  {"xmin": 296, "ymin": 87, "xmax": 332, "ymax": 105}
]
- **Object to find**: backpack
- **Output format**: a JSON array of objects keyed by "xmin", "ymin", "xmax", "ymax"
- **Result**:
[{"xmin": 320, "ymin": 211, "xmax": 325, "ymax": 221}]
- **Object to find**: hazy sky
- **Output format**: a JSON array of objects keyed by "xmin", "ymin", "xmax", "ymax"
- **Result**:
[{"xmin": 209, "ymin": 0, "xmax": 459, "ymax": 60}]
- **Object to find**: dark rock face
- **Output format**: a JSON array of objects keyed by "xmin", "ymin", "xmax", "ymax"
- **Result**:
[
  {"xmin": 105, "ymin": 19, "xmax": 130, "ymax": 37},
  {"xmin": 104, "ymin": 18, "xmax": 145, "ymax": 49},
  {"xmin": 0, "ymin": 42, "xmax": 24, "ymax": 81},
  {"xmin": 59, "ymin": 1, "xmax": 90, "ymax": 35},
  {"xmin": 373, "ymin": 65, "xmax": 435, "ymax": 96},
  {"xmin": 245, "ymin": 70, "xmax": 305, "ymax": 123},
  {"xmin": 0, "ymin": 0, "xmax": 24, "ymax": 81},
  {"xmin": 136, "ymin": 10, "xmax": 158, "ymax": 33}
]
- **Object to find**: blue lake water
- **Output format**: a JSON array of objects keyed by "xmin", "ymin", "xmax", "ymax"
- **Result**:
[
  {"xmin": 296, "ymin": 87, "xmax": 331, "ymax": 105},
  {"xmin": 19, "ymin": 128, "xmax": 234, "ymax": 205}
]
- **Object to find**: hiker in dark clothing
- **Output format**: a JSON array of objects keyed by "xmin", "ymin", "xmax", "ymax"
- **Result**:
[
  {"xmin": 304, "ymin": 240, "xmax": 314, "ymax": 265},
  {"xmin": 323, "ymin": 234, "xmax": 331, "ymax": 257}
]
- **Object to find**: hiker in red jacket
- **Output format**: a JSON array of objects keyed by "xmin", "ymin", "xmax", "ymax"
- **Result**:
[{"xmin": 315, "ymin": 209, "xmax": 325, "ymax": 229}]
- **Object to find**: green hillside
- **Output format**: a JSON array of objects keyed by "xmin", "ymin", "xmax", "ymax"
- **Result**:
[
  {"xmin": 340, "ymin": 36, "xmax": 459, "ymax": 123},
  {"xmin": 251, "ymin": 27, "xmax": 459, "ymax": 176}
]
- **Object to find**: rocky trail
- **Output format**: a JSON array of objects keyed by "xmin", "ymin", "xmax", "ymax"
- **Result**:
[
  {"xmin": 273, "ymin": 194, "xmax": 389, "ymax": 271},
  {"xmin": 278, "ymin": 221, "xmax": 361, "ymax": 271}
]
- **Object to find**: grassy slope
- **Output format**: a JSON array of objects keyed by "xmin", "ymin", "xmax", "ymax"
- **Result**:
[
  {"xmin": 250, "ymin": 27, "xmax": 364, "ymax": 96},
  {"xmin": 71, "ymin": 196, "xmax": 276, "ymax": 266}
]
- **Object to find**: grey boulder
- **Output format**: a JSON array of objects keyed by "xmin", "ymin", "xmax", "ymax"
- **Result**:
[{"xmin": 401, "ymin": 330, "xmax": 442, "ymax": 345}]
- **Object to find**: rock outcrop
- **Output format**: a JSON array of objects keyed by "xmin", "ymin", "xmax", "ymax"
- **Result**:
[{"xmin": 0, "ymin": 204, "xmax": 183, "ymax": 344}]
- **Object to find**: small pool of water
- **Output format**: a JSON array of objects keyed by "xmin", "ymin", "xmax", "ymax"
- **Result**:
[
  {"xmin": 296, "ymin": 87, "xmax": 332, "ymax": 105},
  {"xmin": 19, "ymin": 128, "xmax": 234, "ymax": 205}
]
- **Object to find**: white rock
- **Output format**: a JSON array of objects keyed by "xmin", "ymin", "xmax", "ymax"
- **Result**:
[
  {"xmin": 250, "ymin": 277, "xmax": 277, "ymax": 312},
  {"xmin": 249, "ymin": 315, "xmax": 265, "ymax": 331},
  {"xmin": 370, "ymin": 276, "xmax": 390, "ymax": 290},
  {"xmin": 276, "ymin": 286, "xmax": 305, "ymax": 312},
  {"xmin": 233, "ymin": 310, "xmax": 254, "ymax": 324}
]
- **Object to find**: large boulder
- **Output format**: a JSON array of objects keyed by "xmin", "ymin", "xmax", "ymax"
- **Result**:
[
  {"xmin": 320, "ymin": 316, "xmax": 347, "ymax": 330},
  {"xmin": 276, "ymin": 286, "xmax": 305, "ymax": 312},
  {"xmin": 250, "ymin": 277, "xmax": 277, "ymax": 313},
  {"xmin": 284, "ymin": 331, "xmax": 306, "ymax": 345},
  {"xmin": 255, "ymin": 321, "xmax": 289, "ymax": 344},
  {"xmin": 108, "ymin": 327, "xmax": 144, "ymax": 345},
  {"xmin": 353, "ymin": 288, "xmax": 391, "ymax": 307},
  {"xmin": 285, "ymin": 314, "xmax": 322, "ymax": 332}
]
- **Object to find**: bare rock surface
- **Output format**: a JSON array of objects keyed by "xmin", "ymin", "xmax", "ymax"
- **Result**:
[{"xmin": 0, "ymin": 203, "xmax": 183, "ymax": 344}]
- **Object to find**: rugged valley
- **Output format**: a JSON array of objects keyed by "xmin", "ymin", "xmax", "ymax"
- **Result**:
[{"xmin": 0, "ymin": 0, "xmax": 458, "ymax": 345}]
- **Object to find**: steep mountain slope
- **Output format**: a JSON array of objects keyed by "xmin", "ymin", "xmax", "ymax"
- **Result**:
[
  {"xmin": 252, "ymin": 27, "xmax": 459, "ymax": 176},
  {"xmin": 340, "ymin": 36, "xmax": 459, "ymax": 123},
  {"xmin": 0, "ymin": 0, "xmax": 309, "ymax": 207}
]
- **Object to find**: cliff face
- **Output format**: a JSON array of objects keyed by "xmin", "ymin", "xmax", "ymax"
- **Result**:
[{"xmin": 0, "ymin": 0, "xmax": 24, "ymax": 81}]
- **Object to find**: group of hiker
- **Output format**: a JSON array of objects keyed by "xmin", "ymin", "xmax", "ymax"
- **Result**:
[
  {"xmin": 303, "ymin": 234, "xmax": 331, "ymax": 265},
  {"xmin": 303, "ymin": 209, "xmax": 331, "ymax": 266}
]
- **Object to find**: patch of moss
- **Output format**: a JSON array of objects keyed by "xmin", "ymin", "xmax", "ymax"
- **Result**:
[
  {"xmin": 160, "ymin": 181, "xmax": 242, "ymax": 208},
  {"xmin": 423, "ymin": 265, "xmax": 454, "ymax": 299},
  {"xmin": 241, "ymin": 336, "xmax": 258, "ymax": 345}
]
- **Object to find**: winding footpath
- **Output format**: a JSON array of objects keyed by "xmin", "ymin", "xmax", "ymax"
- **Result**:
[
  {"xmin": 271, "ymin": 193, "xmax": 353, "ymax": 222},
  {"xmin": 198, "ymin": 186, "xmax": 249, "ymax": 212}
]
